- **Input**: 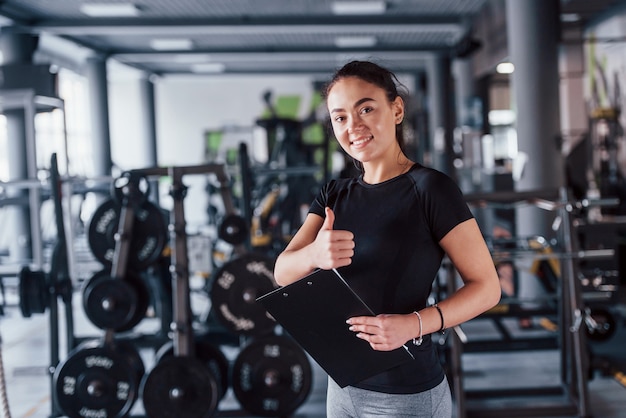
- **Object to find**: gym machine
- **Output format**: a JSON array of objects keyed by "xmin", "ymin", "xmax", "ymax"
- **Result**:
[{"xmin": 217, "ymin": 89, "xmax": 331, "ymax": 258}]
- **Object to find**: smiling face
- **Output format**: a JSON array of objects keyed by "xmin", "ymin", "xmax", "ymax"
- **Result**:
[{"xmin": 327, "ymin": 76, "xmax": 404, "ymax": 166}]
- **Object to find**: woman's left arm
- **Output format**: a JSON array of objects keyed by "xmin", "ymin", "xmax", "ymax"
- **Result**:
[
  {"xmin": 347, "ymin": 217, "xmax": 501, "ymax": 350},
  {"xmin": 429, "ymin": 217, "xmax": 501, "ymax": 333}
]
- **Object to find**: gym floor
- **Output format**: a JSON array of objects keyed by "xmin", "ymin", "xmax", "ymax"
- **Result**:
[{"xmin": 1, "ymin": 279, "xmax": 625, "ymax": 418}]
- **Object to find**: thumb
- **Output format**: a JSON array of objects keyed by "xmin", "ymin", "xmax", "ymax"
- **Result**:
[{"xmin": 321, "ymin": 207, "xmax": 335, "ymax": 230}]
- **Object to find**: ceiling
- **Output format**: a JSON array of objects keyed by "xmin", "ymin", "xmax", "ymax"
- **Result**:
[{"xmin": 0, "ymin": 0, "xmax": 623, "ymax": 77}]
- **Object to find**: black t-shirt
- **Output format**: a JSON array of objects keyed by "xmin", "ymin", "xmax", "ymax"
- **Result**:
[{"xmin": 309, "ymin": 163, "xmax": 473, "ymax": 394}]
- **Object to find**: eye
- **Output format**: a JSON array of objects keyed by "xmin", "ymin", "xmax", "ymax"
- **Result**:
[
  {"xmin": 333, "ymin": 115, "xmax": 346, "ymax": 123},
  {"xmin": 360, "ymin": 106, "xmax": 374, "ymax": 115}
]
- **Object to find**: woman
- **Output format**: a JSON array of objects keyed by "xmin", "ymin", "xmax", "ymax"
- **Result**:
[{"xmin": 273, "ymin": 60, "xmax": 500, "ymax": 417}]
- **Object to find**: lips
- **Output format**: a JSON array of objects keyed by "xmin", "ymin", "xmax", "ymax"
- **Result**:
[{"xmin": 350, "ymin": 135, "xmax": 373, "ymax": 146}]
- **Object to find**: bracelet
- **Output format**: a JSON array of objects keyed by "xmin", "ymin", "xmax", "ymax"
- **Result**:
[
  {"xmin": 412, "ymin": 311, "xmax": 423, "ymax": 346},
  {"xmin": 434, "ymin": 304, "xmax": 445, "ymax": 334}
]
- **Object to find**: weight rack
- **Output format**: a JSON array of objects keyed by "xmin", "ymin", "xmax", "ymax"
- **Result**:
[
  {"xmin": 445, "ymin": 187, "xmax": 617, "ymax": 418},
  {"xmin": 12, "ymin": 157, "xmax": 315, "ymax": 417}
]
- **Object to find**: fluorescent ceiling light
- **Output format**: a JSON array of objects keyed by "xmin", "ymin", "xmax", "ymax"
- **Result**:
[
  {"xmin": 496, "ymin": 62, "xmax": 514, "ymax": 74},
  {"xmin": 150, "ymin": 38, "xmax": 194, "ymax": 51},
  {"xmin": 191, "ymin": 63, "xmax": 226, "ymax": 73},
  {"xmin": 561, "ymin": 13, "xmax": 581, "ymax": 22},
  {"xmin": 332, "ymin": 1, "xmax": 386, "ymax": 15},
  {"xmin": 173, "ymin": 54, "xmax": 212, "ymax": 63},
  {"xmin": 335, "ymin": 36, "xmax": 377, "ymax": 48},
  {"xmin": 80, "ymin": 3, "xmax": 140, "ymax": 17}
]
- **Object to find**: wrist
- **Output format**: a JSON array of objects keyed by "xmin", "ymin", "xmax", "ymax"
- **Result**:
[{"xmin": 433, "ymin": 304, "xmax": 445, "ymax": 334}]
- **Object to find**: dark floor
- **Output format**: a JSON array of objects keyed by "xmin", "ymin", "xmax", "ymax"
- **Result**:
[{"xmin": 1, "ymin": 281, "xmax": 625, "ymax": 418}]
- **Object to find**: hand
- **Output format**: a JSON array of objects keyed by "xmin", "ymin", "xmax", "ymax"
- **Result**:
[
  {"xmin": 311, "ymin": 207, "xmax": 354, "ymax": 270},
  {"xmin": 346, "ymin": 313, "xmax": 415, "ymax": 351}
]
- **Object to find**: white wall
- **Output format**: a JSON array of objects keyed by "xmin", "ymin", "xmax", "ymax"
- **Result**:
[
  {"xmin": 154, "ymin": 74, "xmax": 317, "ymax": 166},
  {"xmin": 109, "ymin": 77, "xmax": 150, "ymax": 168}
]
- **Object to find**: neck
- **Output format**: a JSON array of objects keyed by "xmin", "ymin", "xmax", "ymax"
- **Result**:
[{"xmin": 362, "ymin": 157, "xmax": 413, "ymax": 184}]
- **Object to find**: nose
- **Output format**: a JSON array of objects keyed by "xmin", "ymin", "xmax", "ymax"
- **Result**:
[{"xmin": 347, "ymin": 115, "xmax": 364, "ymax": 133}]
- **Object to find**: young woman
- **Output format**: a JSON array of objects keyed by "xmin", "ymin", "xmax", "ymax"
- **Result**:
[{"xmin": 273, "ymin": 60, "xmax": 501, "ymax": 417}]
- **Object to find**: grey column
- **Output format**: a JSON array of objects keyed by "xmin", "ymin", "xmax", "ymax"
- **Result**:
[
  {"xmin": 506, "ymin": 0, "xmax": 563, "ymax": 308},
  {"xmin": 0, "ymin": 31, "xmax": 38, "ymax": 262},
  {"xmin": 506, "ymin": 0, "xmax": 563, "ymax": 236},
  {"xmin": 411, "ymin": 71, "xmax": 428, "ymax": 165},
  {"xmin": 85, "ymin": 55, "xmax": 113, "ymax": 179},
  {"xmin": 138, "ymin": 74, "xmax": 159, "ymax": 203},
  {"xmin": 139, "ymin": 74, "xmax": 158, "ymax": 166},
  {"xmin": 452, "ymin": 57, "xmax": 479, "ymax": 194},
  {"xmin": 453, "ymin": 58, "xmax": 475, "ymax": 127},
  {"xmin": 426, "ymin": 54, "xmax": 455, "ymax": 178}
]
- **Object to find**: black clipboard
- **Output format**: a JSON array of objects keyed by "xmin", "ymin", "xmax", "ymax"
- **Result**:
[{"xmin": 256, "ymin": 268, "xmax": 414, "ymax": 388}]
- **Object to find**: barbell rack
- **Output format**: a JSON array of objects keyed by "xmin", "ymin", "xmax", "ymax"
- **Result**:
[{"xmin": 448, "ymin": 187, "xmax": 597, "ymax": 418}]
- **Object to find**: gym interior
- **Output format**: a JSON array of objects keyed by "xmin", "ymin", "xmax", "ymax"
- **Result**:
[{"xmin": 1, "ymin": 1, "xmax": 626, "ymax": 417}]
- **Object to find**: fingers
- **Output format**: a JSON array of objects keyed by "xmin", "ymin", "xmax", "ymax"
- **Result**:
[
  {"xmin": 347, "ymin": 316, "xmax": 381, "ymax": 340},
  {"xmin": 313, "ymin": 207, "xmax": 354, "ymax": 269},
  {"xmin": 321, "ymin": 207, "xmax": 335, "ymax": 230},
  {"xmin": 346, "ymin": 314, "xmax": 409, "ymax": 351}
]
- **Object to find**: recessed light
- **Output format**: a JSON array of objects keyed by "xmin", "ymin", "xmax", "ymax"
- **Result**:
[
  {"xmin": 150, "ymin": 39, "xmax": 194, "ymax": 51},
  {"xmin": 332, "ymin": 1, "xmax": 387, "ymax": 15},
  {"xmin": 191, "ymin": 63, "xmax": 226, "ymax": 73},
  {"xmin": 496, "ymin": 62, "xmax": 514, "ymax": 74},
  {"xmin": 334, "ymin": 36, "xmax": 377, "ymax": 48},
  {"xmin": 80, "ymin": 3, "xmax": 140, "ymax": 17}
]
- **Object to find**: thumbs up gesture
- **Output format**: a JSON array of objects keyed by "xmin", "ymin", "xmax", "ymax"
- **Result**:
[
  {"xmin": 321, "ymin": 206, "xmax": 336, "ymax": 231},
  {"xmin": 313, "ymin": 207, "xmax": 355, "ymax": 270}
]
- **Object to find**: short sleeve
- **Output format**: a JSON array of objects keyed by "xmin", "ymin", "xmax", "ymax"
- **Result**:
[
  {"xmin": 411, "ymin": 168, "xmax": 474, "ymax": 242},
  {"xmin": 308, "ymin": 180, "xmax": 336, "ymax": 218}
]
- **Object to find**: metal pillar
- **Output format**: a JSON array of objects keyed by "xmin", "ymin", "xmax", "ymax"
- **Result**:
[
  {"xmin": 453, "ymin": 58, "xmax": 476, "ymax": 128},
  {"xmin": 506, "ymin": 0, "xmax": 563, "ymax": 237},
  {"xmin": 85, "ymin": 55, "xmax": 113, "ymax": 179},
  {"xmin": 411, "ymin": 71, "xmax": 429, "ymax": 166},
  {"xmin": 426, "ymin": 54, "xmax": 455, "ymax": 178},
  {"xmin": 138, "ymin": 74, "xmax": 160, "ymax": 204}
]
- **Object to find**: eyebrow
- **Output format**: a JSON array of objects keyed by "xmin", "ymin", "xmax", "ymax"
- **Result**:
[{"xmin": 330, "ymin": 97, "xmax": 375, "ymax": 114}]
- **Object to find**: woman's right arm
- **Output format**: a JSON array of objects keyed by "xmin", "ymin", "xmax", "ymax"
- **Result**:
[{"xmin": 274, "ymin": 207, "xmax": 354, "ymax": 286}]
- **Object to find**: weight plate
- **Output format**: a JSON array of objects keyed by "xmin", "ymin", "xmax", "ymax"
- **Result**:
[
  {"xmin": 87, "ymin": 198, "xmax": 167, "ymax": 270},
  {"xmin": 18, "ymin": 266, "xmax": 48, "ymax": 318},
  {"xmin": 232, "ymin": 335, "xmax": 313, "ymax": 417},
  {"xmin": 53, "ymin": 341, "xmax": 141, "ymax": 418},
  {"xmin": 209, "ymin": 253, "xmax": 278, "ymax": 336},
  {"xmin": 155, "ymin": 340, "xmax": 229, "ymax": 400},
  {"xmin": 114, "ymin": 340, "xmax": 146, "ymax": 383},
  {"xmin": 111, "ymin": 172, "xmax": 151, "ymax": 206},
  {"xmin": 82, "ymin": 270, "xmax": 150, "ymax": 332},
  {"xmin": 218, "ymin": 214, "xmax": 248, "ymax": 245},
  {"xmin": 141, "ymin": 356, "xmax": 219, "ymax": 418},
  {"xmin": 585, "ymin": 308, "xmax": 617, "ymax": 342}
]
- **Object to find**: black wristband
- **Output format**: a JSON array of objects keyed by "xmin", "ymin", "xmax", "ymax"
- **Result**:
[{"xmin": 434, "ymin": 304, "xmax": 445, "ymax": 333}]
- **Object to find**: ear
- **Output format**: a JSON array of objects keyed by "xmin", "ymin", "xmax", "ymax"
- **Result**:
[{"xmin": 392, "ymin": 96, "xmax": 405, "ymax": 124}]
